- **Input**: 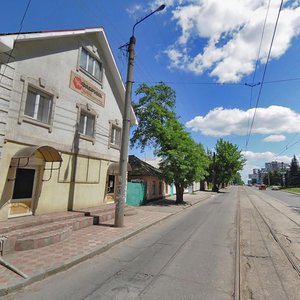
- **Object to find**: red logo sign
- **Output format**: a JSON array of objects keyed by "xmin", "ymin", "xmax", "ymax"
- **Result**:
[
  {"xmin": 73, "ymin": 76, "xmax": 82, "ymax": 90},
  {"xmin": 70, "ymin": 71, "xmax": 105, "ymax": 107}
]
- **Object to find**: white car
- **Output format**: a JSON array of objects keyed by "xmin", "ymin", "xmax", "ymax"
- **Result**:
[{"xmin": 271, "ymin": 185, "xmax": 280, "ymax": 190}]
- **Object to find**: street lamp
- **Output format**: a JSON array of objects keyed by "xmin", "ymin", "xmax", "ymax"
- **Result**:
[{"xmin": 115, "ymin": 4, "xmax": 166, "ymax": 227}]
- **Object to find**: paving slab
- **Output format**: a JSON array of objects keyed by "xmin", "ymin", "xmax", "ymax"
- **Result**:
[{"xmin": 0, "ymin": 191, "xmax": 214, "ymax": 296}]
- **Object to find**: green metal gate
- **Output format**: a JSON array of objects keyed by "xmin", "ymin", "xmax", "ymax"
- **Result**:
[{"xmin": 126, "ymin": 182, "xmax": 146, "ymax": 206}]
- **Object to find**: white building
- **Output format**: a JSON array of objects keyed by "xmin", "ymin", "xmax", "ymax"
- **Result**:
[
  {"xmin": 265, "ymin": 161, "xmax": 289, "ymax": 172},
  {"xmin": 0, "ymin": 28, "xmax": 136, "ymax": 220}
]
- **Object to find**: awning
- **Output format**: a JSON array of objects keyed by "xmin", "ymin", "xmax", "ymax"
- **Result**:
[
  {"xmin": 108, "ymin": 162, "xmax": 132, "ymax": 175},
  {"xmin": 12, "ymin": 145, "xmax": 63, "ymax": 162}
]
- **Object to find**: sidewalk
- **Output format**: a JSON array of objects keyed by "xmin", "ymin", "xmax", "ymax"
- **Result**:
[{"xmin": 0, "ymin": 191, "xmax": 214, "ymax": 296}]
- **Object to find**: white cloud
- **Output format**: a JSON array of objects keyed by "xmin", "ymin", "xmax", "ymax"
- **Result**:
[
  {"xmin": 263, "ymin": 134, "xmax": 286, "ymax": 142},
  {"xmin": 186, "ymin": 105, "xmax": 300, "ymax": 137},
  {"xmin": 242, "ymin": 150, "xmax": 291, "ymax": 163},
  {"xmin": 151, "ymin": 0, "xmax": 187, "ymax": 11},
  {"xmin": 164, "ymin": 0, "xmax": 300, "ymax": 82},
  {"xmin": 126, "ymin": 4, "xmax": 146, "ymax": 19},
  {"xmin": 240, "ymin": 150, "xmax": 292, "ymax": 182}
]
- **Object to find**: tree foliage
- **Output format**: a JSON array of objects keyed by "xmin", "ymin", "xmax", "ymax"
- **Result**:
[
  {"xmin": 263, "ymin": 171, "xmax": 281, "ymax": 186},
  {"xmin": 131, "ymin": 83, "xmax": 209, "ymax": 203},
  {"xmin": 287, "ymin": 155, "xmax": 300, "ymax": 187},
  {"xmin": 131, "ymin": 83, "xmax": 176, "ymax": 151},
  {"xmin": 232, "ymin": 172, "xmax": 244, "ymax": 185},
  {"xmin": 211, "ymin": 139, "xmax": 245, "ymax": 191}
]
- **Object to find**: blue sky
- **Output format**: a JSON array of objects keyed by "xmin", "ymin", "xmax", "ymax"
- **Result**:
[{"xmin": 2, "ymin": 0, "xmax": 300, "ymax": 181}]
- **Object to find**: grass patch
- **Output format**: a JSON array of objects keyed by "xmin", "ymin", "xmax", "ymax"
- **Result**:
[{"xmin": 284, "ymin": 187, "xmax": 300, "ymax": 194}]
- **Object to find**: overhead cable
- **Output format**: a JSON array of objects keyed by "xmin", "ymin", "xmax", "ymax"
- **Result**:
[
  {"xmin": 0, "ymin": 0, "xmax": 32, "ymax": 84},
  {"xmin": 245, "ymin": 0, "xmax": 284, "ymax": 149},
  {"xmin": 245, "ymin": 0, "xmax": 271, "ymax": 151}
]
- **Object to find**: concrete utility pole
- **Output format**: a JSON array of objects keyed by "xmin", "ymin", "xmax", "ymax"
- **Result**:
[
  {"xmin": 212, "ymin": 152, "xmax": 218, "ymax": 192},
  {"xmin": 115, "ymin": 4, "xmax": 166, "ymax": 227}
]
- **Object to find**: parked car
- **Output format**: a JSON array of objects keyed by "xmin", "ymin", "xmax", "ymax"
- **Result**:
[
  {"xmin": 271, "ymin": 185, "xmax": 280, "ymax": 190},
  {"xmin": 259, "ymin": 184, "xmax": 266, "ymax": 190}
]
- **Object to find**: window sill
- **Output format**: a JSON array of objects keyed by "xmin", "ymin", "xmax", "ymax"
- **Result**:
[
  {"xmin": 78, "ymin": 133, "xmax": 95, "ymax": 144},
  {"xmin": 22, "ymin": 117, "xmax": 52, "ymax": 133},
  {"xmin": 109, "ymin": 143, "xmax": 121, "ymax": 150}
]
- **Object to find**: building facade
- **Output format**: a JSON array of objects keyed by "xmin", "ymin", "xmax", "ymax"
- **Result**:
[
  {"xmin": 0, "ymin": 28, "xmax": 136, "ymax": 220},
  {"xmin": 128, "ymin": 155, "xmax": 167, "ymax": 202},
  {"xmin": 265, "ymin": 161, "xmax": 289, "ymax": 173}
]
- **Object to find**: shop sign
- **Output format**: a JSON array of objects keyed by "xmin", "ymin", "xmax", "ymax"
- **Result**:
[{"xmin": 69, "ymin": 71, "xmax": 105, "ymax": 107}]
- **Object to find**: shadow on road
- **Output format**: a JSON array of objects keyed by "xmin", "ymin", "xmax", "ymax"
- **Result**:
[
  {"xmin": 291, "ymin": 206, "xmax": 300, "ymax": 215},
  {"xmin": 144, "ymin": 199, "xmax": 189, "ymax": 207}
]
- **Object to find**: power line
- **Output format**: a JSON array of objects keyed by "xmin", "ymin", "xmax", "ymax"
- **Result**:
[
  {"xmin": 275, "ymin": 131, "xmax": 300, "ymax": 157},
  {"xmin": 134, "ymin": 76, "xmax": 300, "ymax": 86},
  {"xmin": 276, "ymin": 138, "xmax": 300, "ymax": 157},
  {"xmin": 264, "ymin": 77, "xmax": 300, "ymax": 84},
  {"xmin": 0, "ymin": 0, "xmax": 32, "ymax": 84},
  {"xmin": 245, "ymin": 0, "xmax": 271, "ymax": 151},
  {"xmin": 245, "ymin": 0, "xmax": 283, "ymax": 150},
  {"xmin": 135, "ymin": 80, "xmax": 245, "ymax": 86}
]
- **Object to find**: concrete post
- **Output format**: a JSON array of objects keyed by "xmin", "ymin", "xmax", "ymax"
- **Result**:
[{"xmin": 114, "ymin": 36, "xmax": 136, "ymax": 227}]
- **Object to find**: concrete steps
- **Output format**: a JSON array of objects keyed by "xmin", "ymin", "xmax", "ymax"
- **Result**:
[
  {"xmin": 78, "ymin": 205, "xmax": 137, "ymax": 224},
  {"xmin": 15, "ymin": 226, "xmax": 73, "ymax": 251},
  {"xmin": 0, "ymin": 211, "xmax": 86, "ymax": 235},
  {"xmin": 0, "ymin": 204, "xmax": 137, "ymax": 255}
]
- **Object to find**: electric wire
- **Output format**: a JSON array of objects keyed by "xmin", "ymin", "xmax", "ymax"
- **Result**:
[
  {"xmin": 135, "ymin": 80, "xmax": 245, "ymax": 86},
  {"xmin": 276, "ymin": 132, "xmax": 299, "ymax": 156},
  {"xmin": 134, "ymin": 76, "xmax": 300, "ymax": 86},
  {"xmin": 245, "ymin": 0, "xmax": 271, "ymax": 151},
  {"xmin": 77, "ymin": 1, "xmax": 160, "ymax": 85},
  {"xmin": 276, "ymin": 138, "xmax": 300, "ymax": 157},
  {"xmin": 0, "ymin": 0, "xmax": 32, "ymax": 84},
  {"xmin": 245, "ymin": 0, "xmax": 284, "ymax": 149}
]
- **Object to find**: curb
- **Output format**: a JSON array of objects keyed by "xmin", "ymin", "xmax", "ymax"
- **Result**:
[
  {"xmin": 0, "ymin": 193, "xmax": 214, "ymax": 296},
  {"xmin": 285, "ymin": 191, "xmax": 300, "ymax": 196}
]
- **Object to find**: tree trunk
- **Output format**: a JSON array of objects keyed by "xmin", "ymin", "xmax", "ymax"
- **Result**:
[
  {"xmin": 175, "ymin": 183, "xmax": 184, "ymax": 204},
  {"xmin": 212, "ymin": 184, "xmax": 219, "ymax": 192}
]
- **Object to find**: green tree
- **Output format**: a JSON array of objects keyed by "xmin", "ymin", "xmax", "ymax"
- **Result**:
[
  {"xmin": 232, "ymin": 172, "xmax": 244, "ymax": 185},
  {"xmin": 287, "ymin": 155, "xmax": 300, "ymax": 187},
  {"xmin": 131, "ymin": 83, "xmax": 176, "ymax": 152},
  {"xmin": 212, "ymin": 139, "xmax": 245, "ymax": 192},
  {"xmin": 131, "ymin": 83, "xmax": 209, "ymax": 203},
  {"xmin": 269, "ymin": 170, "xmax": 281, "ymax": 186}
]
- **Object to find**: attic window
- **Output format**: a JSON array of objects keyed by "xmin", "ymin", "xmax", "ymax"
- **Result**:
[{"xmin": 80, "ymin": 47, "xmax": 103, "ymax": 83}]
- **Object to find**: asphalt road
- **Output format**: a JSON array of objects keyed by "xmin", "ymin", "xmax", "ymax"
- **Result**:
[
  {"xmin": 239, "ymin": 186, "xmax": 300, "ymax": 299},
  {"xmin": 4, "ymin": 189, "xmax": 237, "ymax": 300},
  {"xmin": 261, "ymin": 187, "xmax": 300, "ymax": 214}
]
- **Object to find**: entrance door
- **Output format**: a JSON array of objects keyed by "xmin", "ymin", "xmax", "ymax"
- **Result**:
[
  {"xmin": 105, "ymin": 175, "xmax": 116, "ymax": 203},
  {"xmin": 9, "ymin": 167, "xmax": 38, "ymax": 217}
]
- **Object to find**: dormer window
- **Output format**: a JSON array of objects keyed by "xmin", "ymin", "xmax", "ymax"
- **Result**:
[{"xmin": 80, "ymin": 47, "xmax": 102, "ymax": 83}]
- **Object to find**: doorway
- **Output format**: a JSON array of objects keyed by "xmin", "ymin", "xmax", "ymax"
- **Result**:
[
  {"xmin": 9, "ymin": 167, "xmax": 38, "ymax": 217},
  {"xmin": 105, "ymin": 175, "xmax": 116, "ymax": 203}
]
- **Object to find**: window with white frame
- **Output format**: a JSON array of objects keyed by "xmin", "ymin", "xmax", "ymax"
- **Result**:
[
  {"xmin": 24, "ymin": 87, "xmax": 53, "ymax": 125},
  {"xmin": 78, "ymin": 110, "xmax": 95, "ymax": 138},
  {"xmin": 80, "ymin": 47, "xmax": 102, "ymax": 82},
  {"xmin": 110, "ymin": 125, "xmax": 121, "ymax": 148}
]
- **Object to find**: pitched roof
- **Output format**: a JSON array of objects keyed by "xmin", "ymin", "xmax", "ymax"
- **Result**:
[
  {"xmin": 128, "ymin": 155, "xmax": 162, "ymax": 177},
  {"xmin": 0, "ymin": 27, "xmax": 137, "ymax": 125}
]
